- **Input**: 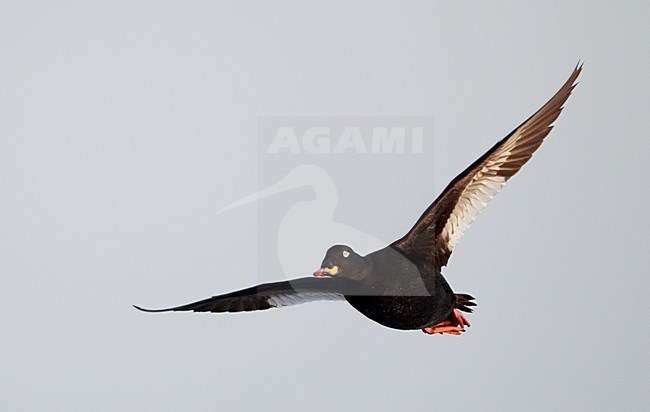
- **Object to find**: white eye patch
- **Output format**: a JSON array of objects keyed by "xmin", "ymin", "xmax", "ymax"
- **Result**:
[{"xmin": 342, "ymin": 250, "xmax": 350, "ymax": 258}]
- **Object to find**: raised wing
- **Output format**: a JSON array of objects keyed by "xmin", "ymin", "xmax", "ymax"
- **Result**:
[
  {"xmin": 392, "ymin": 64, "xmax": 582, "ymax": 268},
  {"xmin": 133, "ymin": 277, "xmax": 344, "ymax": 313}
]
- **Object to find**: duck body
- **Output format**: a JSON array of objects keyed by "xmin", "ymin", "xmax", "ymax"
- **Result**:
[{"xmin": 342, "ymin": 247, "xmax": 456, "ymax": 330}]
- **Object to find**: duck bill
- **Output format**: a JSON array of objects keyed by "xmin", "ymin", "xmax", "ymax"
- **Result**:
[{"xmin": 313, "ymin": 266, "xmax": 338, "ymax": 277}]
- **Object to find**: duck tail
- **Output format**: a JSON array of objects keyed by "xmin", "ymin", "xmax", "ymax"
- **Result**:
[{"xmin": 455, "ymin": 293, "xmax": 476, "ymax": 313}]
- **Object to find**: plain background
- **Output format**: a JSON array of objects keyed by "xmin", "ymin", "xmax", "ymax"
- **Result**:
[{"xmin": 2, "ymin": 1, "xmax": 649, "ymax": 410}]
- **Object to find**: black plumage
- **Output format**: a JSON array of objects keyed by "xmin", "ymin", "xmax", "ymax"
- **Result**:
[{"xmin": 135, "ymin": 64, "xmax": 581, "ymax": 335}]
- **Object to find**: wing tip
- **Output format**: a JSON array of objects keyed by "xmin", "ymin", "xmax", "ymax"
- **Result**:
[
  {"xmin": 569, "ymin": 61, "xmax": 584, "ymax": 89},
  {"xmin": 133, "ymin": 304, "xmax": 172, "ymax": 313},
  {"xmin": 575, "ymin": 60, "xmax": 584, "ymax": 72}
]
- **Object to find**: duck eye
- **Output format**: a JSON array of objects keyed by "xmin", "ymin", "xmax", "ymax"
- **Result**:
[{"xmin": 342, "ymin": 251, "xmax": 350, "ymax": 258}]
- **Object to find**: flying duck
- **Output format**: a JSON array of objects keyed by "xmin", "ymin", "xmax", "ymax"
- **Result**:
[{"xmin": 135, "ymin": 64, "xmax": 582, "ymax": 335}]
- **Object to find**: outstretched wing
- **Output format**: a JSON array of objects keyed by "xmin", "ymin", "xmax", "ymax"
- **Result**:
[
  {"xmin": 392, "ymin": 64, "xmax": 582, "ymax": 268},
  {"xmin": 133, "ymin": 277, "xmax": 344, "ymax": 313}
]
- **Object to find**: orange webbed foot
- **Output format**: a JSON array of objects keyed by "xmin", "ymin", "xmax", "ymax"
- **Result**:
[{"xmin": 422, "ymin": 309, "xmax": 471, "ymax": 335}]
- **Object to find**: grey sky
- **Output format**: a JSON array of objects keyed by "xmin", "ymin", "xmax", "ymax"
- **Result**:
[{"xmin": 1, "ymin": 1, "xmax": 648, "ymax": 411}]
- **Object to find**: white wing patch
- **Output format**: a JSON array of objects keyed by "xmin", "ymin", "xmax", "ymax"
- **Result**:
[
  {"xmin": 443, "ymin": 168, "xmax": 507, "ymax": 251},
  {"xmin": 267, "ymin": 292, "xmax": 344, "ymax": 308}
]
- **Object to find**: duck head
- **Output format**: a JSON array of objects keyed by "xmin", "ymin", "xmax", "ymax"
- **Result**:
[{"xmin": 313, "ymin": 244, "xmax": 368, "ymax": 280}]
